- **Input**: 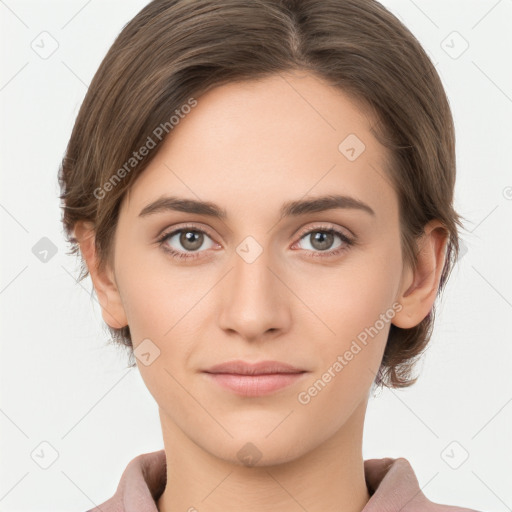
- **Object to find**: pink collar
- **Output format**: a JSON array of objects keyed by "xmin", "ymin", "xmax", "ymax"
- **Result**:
[{"xmin": 86, "ymin": 450, "xmax": 479, "ymax": 512}]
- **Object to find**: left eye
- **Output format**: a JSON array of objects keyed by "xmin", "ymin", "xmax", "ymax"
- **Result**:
[{"xmin": 295, "ymin": 229, "xmax": 348, "ymax": 253}]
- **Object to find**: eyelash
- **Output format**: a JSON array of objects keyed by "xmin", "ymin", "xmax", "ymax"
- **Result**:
[{"xmin": 156, "ymin": 223, "xmax": 356, "ymax": 262}]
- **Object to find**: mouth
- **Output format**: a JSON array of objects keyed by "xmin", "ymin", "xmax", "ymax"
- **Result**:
[{"xmin": 202, "ymin": 360, "xmax": 308, "ymax": 397}]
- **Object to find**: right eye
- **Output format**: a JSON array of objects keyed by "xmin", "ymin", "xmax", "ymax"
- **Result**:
[{"xmin": 157, "ymin": 225, "xmax": 218, "ymax": 260}]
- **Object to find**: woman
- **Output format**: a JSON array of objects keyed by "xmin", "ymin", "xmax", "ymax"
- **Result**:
[{"xmin": 58, "ymin": 0, "xmax": 480, "ymax": 510}]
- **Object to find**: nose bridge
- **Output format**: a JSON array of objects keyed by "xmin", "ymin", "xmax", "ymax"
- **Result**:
[{"xmin": 218, "ymin": 236, "xmax": 288, "ymax": 339}]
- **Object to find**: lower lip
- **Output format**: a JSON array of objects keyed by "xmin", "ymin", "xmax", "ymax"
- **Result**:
[{"xmin": 203, "ymin": 372, "xmax": 307, "ymax": 397}]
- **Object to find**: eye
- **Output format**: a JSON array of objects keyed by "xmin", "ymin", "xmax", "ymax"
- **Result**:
[
  {"xmin": 157, "ymin": 224, "xmax": 356, "ymax": 262},
  {"xmin": 293, "ymin": 226, "xmax": 355, "ymax": 258},
  {"xmin": 157, "ymin": 225, "xmax": 217, "ymax": 260}
]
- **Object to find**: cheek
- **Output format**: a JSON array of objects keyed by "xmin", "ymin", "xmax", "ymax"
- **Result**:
[
  {"xmin": 294, "ymin": 271, "xmax": 393, "ymax": 427},
  {"xmin": 115, "ymin": 254, "xmax": 206, "ymax": 383},
  {"xmin": 295, "ymin": 251, "xmax": 400, "ymax": 389},
  {"xmin": 300, "ymin": 252, "xmax": 399, "ymax": 340},
  {"xmin": 115, "ymin": 245, "xmax": 186, "ymax": 338}
]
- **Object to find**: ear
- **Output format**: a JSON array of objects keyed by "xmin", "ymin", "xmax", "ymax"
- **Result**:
[
  {"xmin": 74, "ymin": 221, "xmax": 128, "ymax": 330},
  {"xmin": 392, "ymin": 220, "xmax": 449, "ymax": 329}
]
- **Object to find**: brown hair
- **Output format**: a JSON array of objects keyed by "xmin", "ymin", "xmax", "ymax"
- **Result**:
[{"xmin": 58, "ymin": 0, "xmax": 466, "ymax": 389}]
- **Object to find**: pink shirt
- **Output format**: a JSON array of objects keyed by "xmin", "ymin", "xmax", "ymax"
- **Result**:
[{"xmin": 85, "ymin": 450, "xmax": 480, "ymax": 511}]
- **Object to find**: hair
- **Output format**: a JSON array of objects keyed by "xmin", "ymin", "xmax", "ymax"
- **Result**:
[{"xmin": 58, "ymin": 0, "xmax": 466, "ymax": 390}]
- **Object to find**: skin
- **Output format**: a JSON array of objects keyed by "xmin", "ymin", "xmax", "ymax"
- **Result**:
[{"xmin": 75, "ymin": 71, "xmax": 448, "ymax": 511}]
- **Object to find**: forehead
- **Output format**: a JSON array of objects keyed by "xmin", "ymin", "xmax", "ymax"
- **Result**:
[{"xmin": 122, "ymin": 72, "xmax": 397, "ymax": 224}]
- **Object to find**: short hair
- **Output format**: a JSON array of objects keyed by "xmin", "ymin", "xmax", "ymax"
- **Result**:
[{"xmin": 58, "ymin": 0, "xmax": 465, "ymax": 390}]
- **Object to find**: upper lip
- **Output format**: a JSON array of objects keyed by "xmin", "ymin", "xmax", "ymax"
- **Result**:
[{"xmin": 204, "ymin": 360, "xmax": 306, "ymax": 375}]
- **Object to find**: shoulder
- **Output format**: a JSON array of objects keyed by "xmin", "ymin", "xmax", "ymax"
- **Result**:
[
  {"xmin": 84, "ymin": 450, "xmax": 166, "ymax": 512},
  {"xmin": 363, "ymin": 456, "xmax": 482, "ymax": 512}
]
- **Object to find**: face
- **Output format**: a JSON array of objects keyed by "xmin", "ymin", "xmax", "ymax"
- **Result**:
[{"xmin": 96, "ymin": 72, "xmax": 417, "ymax": 465}]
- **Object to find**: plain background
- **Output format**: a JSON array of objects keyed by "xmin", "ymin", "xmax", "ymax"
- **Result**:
[{"xmin": 1, "ymin": 0, "xmax": 511, "ymax": 510}]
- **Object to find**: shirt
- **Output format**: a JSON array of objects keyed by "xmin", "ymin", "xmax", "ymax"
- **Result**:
[{"xmin": 85, "ymin": 450, "xmax": 481, "ymax": 512}]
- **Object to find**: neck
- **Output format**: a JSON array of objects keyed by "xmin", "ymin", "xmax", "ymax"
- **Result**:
[{"xmin": 156, "ymin": 399, "xmax": 371, "ymax": 512}]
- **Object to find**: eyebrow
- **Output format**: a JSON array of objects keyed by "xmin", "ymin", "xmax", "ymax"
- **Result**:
[{"xmin": 138, "ymin": 194, "xmax": 376, "ymax": 219}]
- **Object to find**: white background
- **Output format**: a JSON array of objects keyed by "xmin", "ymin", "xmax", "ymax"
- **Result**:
[{"xmin": 1, "ymin": 1, "xmax": 511, "ymax": 510}]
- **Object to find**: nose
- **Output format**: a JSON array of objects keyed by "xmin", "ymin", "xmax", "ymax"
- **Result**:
[{"xmin": 217, "ymin": 243, "xmax": 291, "ymax": 342}]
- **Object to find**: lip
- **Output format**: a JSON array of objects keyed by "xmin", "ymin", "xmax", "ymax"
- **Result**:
[
  {"xmin": 204, "ymin": 359, "xmax": 305, "ymax": 375},
  {"xmin": 202, "ymin": 360, "xmax": 308, "ymax": 397}
]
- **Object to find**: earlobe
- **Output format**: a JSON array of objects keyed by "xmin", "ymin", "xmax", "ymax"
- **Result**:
[
  {"xmin": 392, "ymin": 220, "xmax": 449, "ymax": 329},
  {"xmin": 74, "ymin": 221, "xmax": 128, "ymax": 330}
]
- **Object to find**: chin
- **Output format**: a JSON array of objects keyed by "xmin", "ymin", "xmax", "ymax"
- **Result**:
[{"xmin": 200, "ymin": 430, "xmax": 311, "ymax": 468}]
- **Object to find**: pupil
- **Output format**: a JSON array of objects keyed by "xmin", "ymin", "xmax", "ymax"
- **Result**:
[
  {"xmin": 181, "ymin": 231, "xmax": 202, "ymax": 250},
  {"xmin": 312, "ymin": 231, "xmax": 332, "ymax": 251}
]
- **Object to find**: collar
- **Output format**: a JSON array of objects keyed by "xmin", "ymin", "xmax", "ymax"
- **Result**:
[{"xmin": 86, "ymin": 450, "xmax": 478, "ymax": 512}]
